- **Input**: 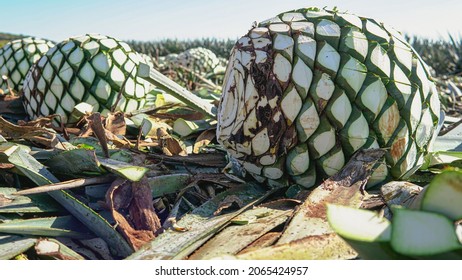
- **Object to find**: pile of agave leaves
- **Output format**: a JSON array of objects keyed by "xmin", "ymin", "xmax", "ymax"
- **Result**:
[{"xmin": 0, "ymin": 44, "xmax": 462, "ymax": 260}]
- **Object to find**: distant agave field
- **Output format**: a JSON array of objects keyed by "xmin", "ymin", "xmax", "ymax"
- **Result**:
[
  {"xmin": 127, "ymin": 38, "xmax": 236, "ymax": 60},
  {"xmin": 126, "ymin": 35, "xmax": 462, "ymax": 117},
  {"xmin": 409, "ymin": 36, "xmax": 462, "ymax": 77},
  {"xmin": 2, "ymin": 32, "xmax": 460, "ymax": 77},
  {"xmin": 126, "ymin": 36, "xmax": 462, "ymax": 77}
]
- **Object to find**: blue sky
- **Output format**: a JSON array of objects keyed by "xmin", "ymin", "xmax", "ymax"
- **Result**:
[{"xmin": 2, "ymin": 0, "xmax": 461, "ymax": 42}]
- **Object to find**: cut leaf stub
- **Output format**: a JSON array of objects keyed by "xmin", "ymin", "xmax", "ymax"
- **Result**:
[
  {"xmin": 216, "ymin": 7, "xmax": 440, "ymax": 188},
  {"xmin": 390, "ymin": 207, "xmax": 462, "ymax": 256},
  {"xmin": 419, "ymin": 170, "xmax": 462, "ymax": 221},
  {"xmin": 327, "ymin": 204, "xmax": 391, "ymax": 243}
]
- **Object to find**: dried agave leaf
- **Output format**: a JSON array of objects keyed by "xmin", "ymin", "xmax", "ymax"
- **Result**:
[
  {"xmin": 230, "ymin": 149, "xmax": 386, "ymax": 260},
  {"xmin": 190, "ymin": 200, "xmax": 295, "ymax": 259},
  {"xmin": 234, "ymin": 233, "xmax": 357, "ymax": 260},
  {"xmin": 238, "ymin": 232, "xmax": 281, "ymax": 254},
  {"xmin": 193, "ymin": 129, "xmax": 216, "ymax": 154},
  {"xmin": 129, "ymin": 176, "xmax": 162, "ymax": 233},
  {"xmin": 0, "ymin": 116, "xmax": 57, "ymax": 147},
  {"xmin": 380, "ymin": 181, "xmax": 422, "ymax": 219},
  {"xmin": 157, "ymin": 127, "xmax": 187, "ymax": 156},
  {"xmin": 213, "ymin": 195, "xmax": 244, "ymax": 216},
  {"xmin": 127, "ymin": 183, "xmax": 269, "ymax": 260},
  {"xmin": 12, "ymin": 176, "xmax": 115, "ymax": 196},
  {"xmin": 106, "ymin": 178, "xmax": 156, "ymax": 250},
  {"xmin": 105, "ymin": 112, "xmax": 126, "ymax": 136},
  {"xmin": 278, "ymin": 149, "xmax": 386, "ymax": 245},
  {"xmin": 85, "ymin": 113, "xmax": 110, "ymax": 157}
]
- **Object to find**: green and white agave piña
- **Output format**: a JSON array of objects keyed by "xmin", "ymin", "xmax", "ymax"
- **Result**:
[
  {"xmin": 157, "ymin": 53, "xmax": 179, "ymax": 69},
  {"xmin": 216, "ymin": 7, "xmax": 441, "ymax": 188},
  {"xmin": 0, "ymin": 37, "xmax": 54, "ymax": 93},
  {"xmin": 22, "ymin": 34, "xmax": 154, "ymax": 124},
  {"xmin": 175, "ymin": 47, "xmax": 221, "ymax": 75}
]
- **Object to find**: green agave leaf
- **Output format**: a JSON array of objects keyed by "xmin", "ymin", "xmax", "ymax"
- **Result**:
[
  {"xmin": 149, "ymin": 173, "xmax": 191, "ymax": 197},
  {"xmin": 45, "ymin": 149, "xmax": 104, "ymax": 177},
  {"xmin": 0, "ymin": 187, "xmax": 62, "ymax": 213},
  {"xmin": 5, "ymin": 145, "xmax": 133, "ymax": 258},
  {"xmin": 0, "ymin": 215, "xmax": 93, "ymax": 239},
  {"xmin": 173, "ymin": 118, "xmax": 215, "ymax": 137},
  {"xmin": 0, "ymin": 234, "xmax": 37, "ymax": 260}
]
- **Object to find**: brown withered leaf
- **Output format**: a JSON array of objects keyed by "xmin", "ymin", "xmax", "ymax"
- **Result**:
[
  {"xmin": 56, "ymin": 238, "xmax": 99, "ymax": 260},
  {"xmin": 112, "ymin": 209, "xmax": 155, "ymax": 250},
  {"xmin": 104, "ymin": 129, "xmax": 131, "ymax": 149},
  {"xmin": 238, "ymin": 232, "xmax": 281, "ymax": 254},
  {"xmin": 0, "ymin": 115, "xmax": 58, "ymax": 147},
  {"xmin": 0, "ymin": 115, "xmax": 53, "ymax": 138},
  {"xmin": 157, "ymin": 127, "xmax": 187, "ymax": 156},
  {"xmin": 0, "ymin": 163, "xmax": 14, "ymax": 169},
  {"xmin": 17, "ymin": 114, "xmax": 62, "ymax": 128},
  {"xmin": 0, "ymin": 94, "xmax": 23, "ymax": 114},
  {"xmin": 193, "ymin": 129, "xmax": 215, "ymax": 154},
  {"xmin": 81, "ymin": 112, "xmax": 131, "ymax": 148},
  {"xmin": 151, "ymin": 111, "xmax": 205, "ymax": 121},
  {"xmin": 106, "ymin": 178, "xmax": 155, "ymax": 250},
  {"xmin": 131, "ymin": 151, "xmax": 146, "ymax": 166},
  {"xmin": 129, "ymin": 176, "xmax": 162, "ymax": 234},
  {"xmin": 105, "ymin": 112, "xmax": 126, "ymax": 136},
  {"xmin": 85, "ymin": 113, "xmax": 109, "ymax": 157},
  {"xmin": 213, "ymin": 195, "xmax": 244, "ymax": 216},
  {"xmin": 107, "ymin": 178, "xmax": 133, "ymax": 210}
]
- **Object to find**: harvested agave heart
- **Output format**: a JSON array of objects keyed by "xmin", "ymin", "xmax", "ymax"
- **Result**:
[
  {"xmin": 0, "ymin": 37, "xmax": 55, "ymax": 93},
  {"xmin": 216, "ymin": 7, "xmax": 441, "ymax": 188},
  {"xmin": 175, "ymin": 47, "xmax": 221, "ymax": 74},
  {"xmin": 22, "ymin": 34, "xmax": 154, "ymax": 125}
]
